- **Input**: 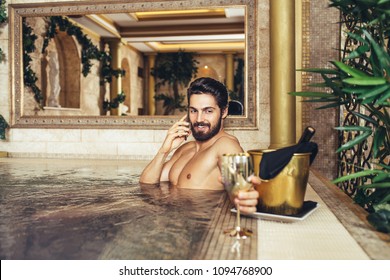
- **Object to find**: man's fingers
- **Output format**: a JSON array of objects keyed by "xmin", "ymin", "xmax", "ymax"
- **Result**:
[
  {"xmin": 238, "ymin": 190, "xmax": 259, "ymax": 200},
  {"xmin": 239, "ymin": 205, "xmax": 258, "ymax": 215},
  {"xmin": 248, "ymin": 175, "xmax": 262, "ymax": 185},
  {"xmin": 235, "ymin": 197, "xmax": 258, "ymax": 206}
]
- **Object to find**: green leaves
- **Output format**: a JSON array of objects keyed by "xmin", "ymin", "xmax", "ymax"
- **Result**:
[
  {"xmin": 44, "ymin": 16, "xmax": 102, "ymax": 77},
  {"xmin": 343, "ymin": 77, "xmax": 387, "ymax": 86},
  {"xmin": 103, "ymin": 91, "xmax": 126, "ymax": 111},
  {"xmin": 294, "ymin": 0, "xmax": 390, "ymax": 233},
  {"xmin": 367, "ymin": 210, "xmax": 390, "ymax": 233},
  {"xmin": 335, "ymin": 128, "xmax": 372, "ymax": 153},
  {"xmin": 151, "ymin": 50, "xmax": 199, "ymax": 114},
  {"xmin": 0, "ymin": 0, "xmax": 6, "ymax": 63},
  {"xmin": 0, "ymin": 1, "xmax": 6, "ymax": 24},
  {"xmin": 0, "ymin": 114, "xmax": 9, "ymax": 140},
  {"xmin": 331, "ymin": 60, "xmax": 368, "ymax": 78},
  {"xmin": 332, "ymin": 169, "xmax": 385, "ymax": 184},
  {"xmin": 22, "ymin": 19, "xmax": 43, "ymax": 107}
]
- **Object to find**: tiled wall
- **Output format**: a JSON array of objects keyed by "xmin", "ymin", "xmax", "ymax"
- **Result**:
[{"xmin": 301, "ymin": 0, "xmax": 340, "ymax": 179}]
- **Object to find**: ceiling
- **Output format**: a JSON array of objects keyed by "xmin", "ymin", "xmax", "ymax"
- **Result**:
[{"xmin": 69, "ymin": 8, "xmax": 245, "ymax": 53}]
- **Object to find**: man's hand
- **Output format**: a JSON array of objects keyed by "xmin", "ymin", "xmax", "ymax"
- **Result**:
[
  {"xmin": 160, "ymin": 115, "xmax": 191, "ymax": 154},
  {"xmin": 234, "ymin": 175, "xmax": 261, "ymax": 214}
]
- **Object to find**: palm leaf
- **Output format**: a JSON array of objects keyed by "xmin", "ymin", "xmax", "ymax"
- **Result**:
[
  {"xmin": 373, "ymin": 126, "xmax": 386, "ymax": 157},
  {"xmin": 321, "ymin": 73, "xmax": 343, "ymax": 95},
  {"xmin": 289, "ymin": 91, "xmax": 332, "ymax": 98},
  {"xmin": 336, "ymin": 131, "xmax": 372, "ymax": 153},
  {"xmin": 332, "ymin": 169, "xmax": 384, "ymax": 184},
  {"xmin": 316, "ymin": 101, "xmax": 347, "ymax": 109},
  {"xmin": 343, "ymin": 77, "xmax": 387, "ymax": 86},
  {"xmin": 342, "ymin": 86, "xmax": 376, "ymax": 94},
  {"xmin": 343, "ymin": 31, "xmax": 368, "ymax": 45},
  {"xmin": 358, "ymin": 84, "xmax": 390, "ymax": 99},
  {"xmin": 343, "ymin": 44, "xmax": 371, "ymax": 60},
  {"xmin": 372, "ymin": 171, "xmax": 390, "ymax": 183},
  {"xmin": 334, "ymin": 125, "xmax": 372, "ymax": 132},
  {"xmin": 358, "ymin": 182, "xmax": 390, "ymax": 189},
  {"xmin": 307, "ymin": 82, "xmax": 329, "ymax": 88},
  {"xmin": 375, "ymin": 88, "xmax": 390, "ymax": 105},
  {"xmin": 363, "ymin": 30, "xmax": 390, "ymax": 74},
  {"xmin": 296, "ymin": 68, "xmax": 339, "ymax": 75},
  {"xmin": 350, "ymin": 111, "xmax": 379, "ymax": 126},
  {"xmin": 301, "ymin": 98, "xmax": 340, "ymax": 103},
  {"xmin": 361, "ymin": 94, "xmax": 380, "ymax": 104},
  {"xmin": 332, "ymin": 60, "xmax": 369, "ymax": 78}
]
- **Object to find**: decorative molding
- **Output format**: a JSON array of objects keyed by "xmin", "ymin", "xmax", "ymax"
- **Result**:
[{"xmin": 9, "ymin": 0, "xmax": 258, "ymax": 129}]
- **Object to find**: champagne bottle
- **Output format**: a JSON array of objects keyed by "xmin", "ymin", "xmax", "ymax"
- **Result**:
[{"xmin": 297, "ymin": 126, "xmax": 316, "ymax": 143}]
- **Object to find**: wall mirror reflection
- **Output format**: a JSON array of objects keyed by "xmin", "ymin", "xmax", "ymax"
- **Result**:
[{"xmin": 10, "ymin": 0, "xmax": 258, "ymax": 129}]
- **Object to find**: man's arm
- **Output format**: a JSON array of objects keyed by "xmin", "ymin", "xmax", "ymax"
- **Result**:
[
  {"xmin": 139, "ymin": 149, "xmax": 170, "ymax": 184},
  {"xmin": 215, "ymin": 135, "xmax": 260, "ymax": 214},
  {"xmin": 139, "ymin": 115, "xmax": 190, "ymax": 184}
]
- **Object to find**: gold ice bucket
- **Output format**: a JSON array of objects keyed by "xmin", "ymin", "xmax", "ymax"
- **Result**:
[{"xmin": 247, "ymin": 149, "xmax": 311, "ymax": 215}]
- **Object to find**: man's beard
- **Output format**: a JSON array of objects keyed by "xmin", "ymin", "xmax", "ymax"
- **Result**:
[{"xmin": 191, "ymin": 116, "xmax": 222, "ymax": 141}]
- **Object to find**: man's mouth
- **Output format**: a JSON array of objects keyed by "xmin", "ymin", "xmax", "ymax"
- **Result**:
[{"xmin": 194, "ymin": 122, "xmax": 210, "ymax": 131}]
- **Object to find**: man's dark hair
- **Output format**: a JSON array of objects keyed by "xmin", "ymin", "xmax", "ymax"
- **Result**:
[{"xmin": 187, "ymin": 77, "xmax": 228, "ymax": 110}]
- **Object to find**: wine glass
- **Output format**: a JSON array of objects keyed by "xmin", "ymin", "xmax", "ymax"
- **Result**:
[{"xmin": 221, "ymin": 153, "xmax": 254, "ymax": 239}]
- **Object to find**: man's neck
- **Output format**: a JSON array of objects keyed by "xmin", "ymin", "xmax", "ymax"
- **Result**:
[{"xmin": 194, "ymin": 128, "xmax": 226, "ymax": 152}]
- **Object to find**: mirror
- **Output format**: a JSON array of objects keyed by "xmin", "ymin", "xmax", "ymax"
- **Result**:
[{"xmin": 9, "ymin": 0, "xmax": 258, "ymax": 129}]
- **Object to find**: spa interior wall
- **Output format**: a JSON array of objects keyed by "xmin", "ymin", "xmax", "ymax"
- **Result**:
[{"xmin": 0, "ymin": 0, "xmax": 339, "ymax": 180}]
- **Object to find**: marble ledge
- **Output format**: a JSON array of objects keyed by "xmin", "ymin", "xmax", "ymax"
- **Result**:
[
  {"xmin": 6, "ymin": 152, "xmax": 154, "ymax": 161},
  {"xmin": 8, "ymin": 128, "xmax": 159, "ymax": 143}
]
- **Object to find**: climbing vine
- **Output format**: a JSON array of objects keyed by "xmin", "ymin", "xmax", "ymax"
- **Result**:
[
  {"xmin": 0, "ymin": 0, "xmax": 6, "ymax": 61},
  {"xmin": 103, "ymin": 91, "xmax": 126, "ymax": 112},
  {"xmin": 42, "ymin": 16, "xmax": 100, "ymax": 77},
  {"xmin": 23, "ymin": 16, "xmax": 125, "ymax": 109},
  {"xmin": 23, "ymin": 18, "xmax": 44, "ymax": 106},
  {"xmin": 99, "ymin": 48, "xmax": 125, "ymax": 85},
  {"xmin": 0, "ymin": 0, "xmax": 8, "ymax": 140}
]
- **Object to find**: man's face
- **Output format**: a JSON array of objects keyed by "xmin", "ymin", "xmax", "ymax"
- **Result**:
[{"xmin": 188, "ymin": 93, "xmax": 226, "ymax": 141}]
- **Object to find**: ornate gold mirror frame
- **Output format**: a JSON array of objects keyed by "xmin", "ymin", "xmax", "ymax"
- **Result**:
[{"xmin": 9, "ymin": 0, "xmax": 258, "ymax": 129}]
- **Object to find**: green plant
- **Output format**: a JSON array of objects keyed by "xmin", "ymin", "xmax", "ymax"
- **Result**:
[
  {"xmin": 99, "ymin": 46, "xmax": 125, "ymax": 85},
  {"xmin": 0, "ymin": 0, "xmax": 6, "ymax": 61},
  {"xmin": 23, "ymin": 16, "xmax": 125, "ymax": 110},
  {"xmin": 0, "ymin": 114, "xmax": 8, "ymax": 140},
  {"xmin": 233, "ymin": 57, "xmax": 245, "ymax": 104},
  {"xmin": 0, "ymin": 0, "xmax": 8, "ymax": 140},
  {"xmin": 290, "ymin": 0, "xmax": 390, "ymax": 233},
  {"xmin": 103, "ymin": 91, "xmax": 126, "ymax": 112},
  {"xmin": 23, "ymin": 19, "xmax": 44, "ymax": 107},
  {"xmin": 43, "ymin": 16, "xmax": 100, "ymax": 77},
  {"xmin": 154, "ymin": 93, "xmax": 186, "ymax": 115},
  {"xmin": 151, "ymin": 50, "xmax": 199, "ymax": 115}
]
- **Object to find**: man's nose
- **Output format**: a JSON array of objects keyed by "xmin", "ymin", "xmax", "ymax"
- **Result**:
[{"xmin": 196, "ymin": 112, "xmax": 204, "ymax": 122}]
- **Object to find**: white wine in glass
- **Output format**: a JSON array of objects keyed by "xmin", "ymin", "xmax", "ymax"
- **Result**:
[{"xmin": 221, "ymin": 153, "xmax": 254, "ymax": 238}]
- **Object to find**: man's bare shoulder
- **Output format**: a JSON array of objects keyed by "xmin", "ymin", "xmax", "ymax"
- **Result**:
[
  {"xmin": 214, "ymin": 132, "xmax": 243, "ymax": 153},
  {"xmin": 173, "ymin": 140, "xmax": 196, "ymax": 155}
]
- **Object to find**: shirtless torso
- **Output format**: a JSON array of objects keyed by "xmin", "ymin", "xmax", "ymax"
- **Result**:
[
  {"xmin": 139, "ymin": 78, "xmax": 259, "ymax": 214},
  {"xmin": 162, "ymin": 130, "xmax": 243, "ymax": 190}
]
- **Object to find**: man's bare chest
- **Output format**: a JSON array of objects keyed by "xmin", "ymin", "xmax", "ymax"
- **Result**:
[{"xmin": 169, "ymin": 148, "xmax": 220, "ymax": 189}]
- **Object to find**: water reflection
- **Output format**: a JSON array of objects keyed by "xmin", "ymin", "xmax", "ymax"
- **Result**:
[{"xmin": 0, "ymin": 159, "xmax": 223, "ymax": 259}]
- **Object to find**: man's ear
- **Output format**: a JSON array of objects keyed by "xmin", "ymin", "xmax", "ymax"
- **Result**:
[{"xmin": 222, "ymin": 107, "xmax": 229, "ymax": 119}]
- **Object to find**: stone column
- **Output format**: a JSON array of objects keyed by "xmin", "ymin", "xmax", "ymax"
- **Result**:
[
  {"xmin": 148, "ymin": 54, "xmax": 156, "ymax": 115},
  {"xmin": 269, "ymin": 0, "xmax": 296, "ymax": 148},
  {"xmin": 108, "ymin": 39, "xmax": 122, "ymax": 116},
  {"xmin": 225, "ymin": 52, "xmax": 234, "ymax": 91}
]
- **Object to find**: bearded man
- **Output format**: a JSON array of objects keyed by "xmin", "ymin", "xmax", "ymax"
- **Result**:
[{"xmin": 140, "ymin": 77, "xmax": 259, "ymax": 214}]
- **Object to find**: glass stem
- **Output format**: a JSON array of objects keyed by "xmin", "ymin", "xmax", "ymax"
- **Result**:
[{"xmin": 236, "ymin": 203, "xmax": 241, "ymax": 234}]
